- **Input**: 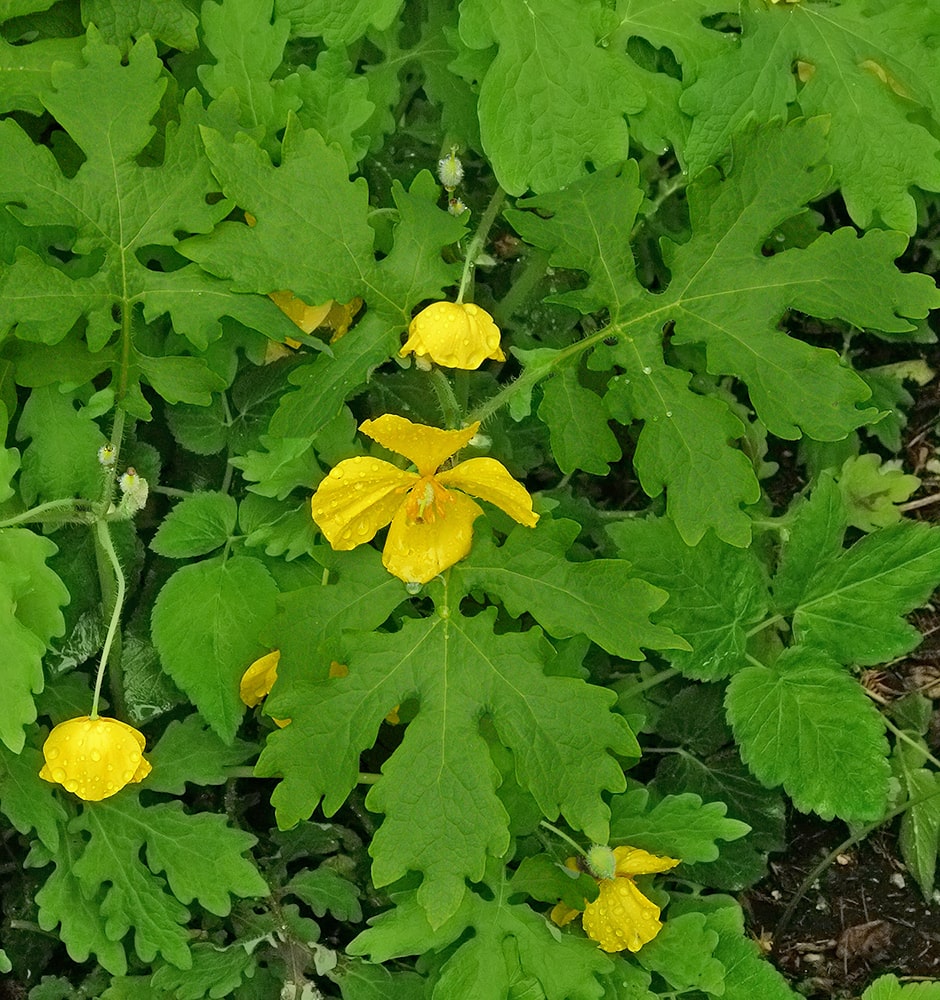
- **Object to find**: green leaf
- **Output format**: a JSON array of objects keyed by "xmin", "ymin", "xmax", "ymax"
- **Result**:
[
  {"xmin": 863, "ymin": 974, "xmax": 940, "ymax": 1000},
  {"xmin": 0, "ymin": 35, "xmax": 83, "ymax": 115},
  {"xmin": 327, "ymin": 959, "xmax": 427, "ymax": 1000},
  {"xmin": 0, "ymin": 32, "xmax": 299, "ymax": 360},
  {"xmin": 458, "ymin": 0, "xmax": 644, "ymax": 195},
  {"xmin": 286, "ymin": 866, "xmax": 362, "ymax": 922},
  {"xmin": 184, "ymin": 119, "xmax": 375, "ymax": 306},
  {"xmin": 454, "ymin": 518, "xmax": 686, "ymax": 660},
  {"xmin": 772, "ymin": 473, "xmax": 847, "ymax": 613},
  {"xmin": 726, "ymin": 646, "xmax": 890, "ymax": 821},
  {"xmin": 608, "ymin": 789, "xmax": 749, "ymax": 864},
  {"xmin": 151, "ymin": 555, "xmax": 279, "ymax": 743},
  {"xmin": 0, "ymin": 400, "xmax": 18, "ymax": 502},
  {"xmin": 145, "ymin": 715, "xmax": 257, "ymax": 794},
  {"xmin": 33, "ymin": 831, "xmax": 130, "ymax": 975},
  {"xmin": 16, "ymin": 385, "xmax": 107, "ymax": 504},
  {"xmin": 703, "ymin": 903, "xmax": 799, "ymax": 1000},
  {"xmin": 81, "ymin": 0, "xmax": 199, "ymax": 51},
  {"xmin": 296, "ymin": 48, "xmax": 375, "ymax": 171},
  {"xmin": 511, "ymin": 119, "xmax": 937, "ymax": 545},
  {"xmin": 898, "ymin": 769, "xmax": 940, "ymax": 901},
  {"xmin": 259, "ymin": 609, "xmax": 634, "ymax": 927},
  {"xmin": 0, "ymin": 740, "xmax": 67, "ymax": 850},
  {"xmin": 835, "ymin": 454, "xmax": 920, "ymax": 533},
  {"xmin": 790, "ymin": 520, "xmax": 940, "ymax": 666},
  {"xmin": 230, "ymin": 436, "xmax": 320, "ymax": 500},
  {"xmin": 274, "ymin": 0, "xmax": 404, "ymax": 46},
  {"xmin": 538, "ymin": 364, "xmax": 621, "ymax": 475},
  {"xmin": 505, "ymin": 161, "xmax": 644, "ymax": 320},
  {"xmin": 0, "ymin": 529, "xmax": 69, "ymax": 751},
  {"xmin": 682, "ymin": 2, "xmax": 940, "ymax": 233},
  {"xmin": 351, "ymin": 872, "xmax": 613, "ymax": 1000},
  {"xmin": 508, "ymin": 854, "xmax": 598, "ymax": 910},
  {"xmin": 608, "ymin": 518, "xmax": 768, "ymax": 679},
  {"xmin": 150, "ymin": 943, "xmax": 256, "ymax": 999},
  {"xmin": 636, "ymin": 911, "xmax": 724, "ymax": 995},
  {"xmin": 166, "ymin": 397, "xmax": 228, "ymax": 456},
  {"xmin": 150, "ymin": 491, "xmax": 238, "ymax": 558},
  {"xmin": 198, "ymin": 0, "xmax": 301, "ymax": 147},
  {"xmin": 67, "ymin": 795, "xmax": 266, "ymax": 970}
]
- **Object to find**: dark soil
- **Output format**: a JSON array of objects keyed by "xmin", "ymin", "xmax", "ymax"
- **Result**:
[{"xmin": 745, "ymin": 815, "xmax": 940, "ymax": 998}]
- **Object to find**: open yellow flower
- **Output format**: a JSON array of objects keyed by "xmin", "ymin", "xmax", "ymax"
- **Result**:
[
  {"xmin": 311, "ymin": 414, "xmax": 538, "ymax": 584},
  {"xmin": 551, "ymin": 845, "xmax": 679, "ymax": 953},
  {"xmin": 240, "ymin": 651, "xmax": 290, "ymax": 727},
  {"xmin": 39, "ymin": 716, "xmax": 151, "ymax": 801},
  {"xmin": 399, "ymin": 301, "xmax": 505, "ymax": 369}
]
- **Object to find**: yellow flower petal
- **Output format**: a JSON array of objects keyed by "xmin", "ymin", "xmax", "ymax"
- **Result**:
[
  {"xmin": 240, "ymin": 650, "xmax": 281, "ymax": 708},
  {"xmin": 437, "ymin": 458, "xmax": 539, "ymax": 527},
  {"xmin": 326, "ymin": 298, "xmax": 363, "ymax": 341},
  {"xmin": 612, "ymin": 846, "xmax": 680, "ymax": 878},
  {"xmin": 360, "ymin": 415, "xmax": 480, "ymax": 478},
  {"xmin": 382, "ymin": 488, "xmax": 482, "ymax": 583},
  {"xmin": 582, "ymin": 876, "xmax": 665, "ymax": 953},
  {"xmin": 400, "ymin": 301, "xmax": 505, "ymax": 369},
  {"xmin": 269, "ymin": 290, "xmax": 334, "ymax": 335},
  {"xmin": 311, "ymin": 456, "xmax": 417, "ymax": 549},
  {"xmin": 39, "ymin": 716, "xmax": 151, "ymax": 802},
  {"xmin": 550, "ymin": 901, "xmax": 581, "ymax": 928}
]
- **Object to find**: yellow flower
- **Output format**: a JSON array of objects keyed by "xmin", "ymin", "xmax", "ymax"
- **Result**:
[
  {"xmin": 311, "ymin": 414, "xmax": 538, "ymax": 584},
  {"xmin": 39, "ymin": 716, "xmax": 151, "ymax": 801},
  {"xmin": 551, "ymin": 845, "xmax": 679, "ymax": 953},
  {"xmin": 240, "ymin": 651, "xmax": 290, "ymax": 727},
  {"xmin": 399, "ymin": 302, "xmax": 505, "ymax": 370}
]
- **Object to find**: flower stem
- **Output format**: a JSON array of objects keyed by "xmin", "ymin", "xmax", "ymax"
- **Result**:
[
  {"xmin": 456, "ymin": 187, "xmax": 506, "ymax": 304},
  {"xmin": 429, "ymin": 367, "xmax": 462, "ymax": 429},
  {"xmin": 0, "ymin": 497, "xmax": 92, "ymax": 529},
  {"xmin": 90, "ymin": 518, "xmax": 126, "ymax": 719},
  {"xmin": 540, "ymin": 820, "xmax": 586, "ymax": 857}
]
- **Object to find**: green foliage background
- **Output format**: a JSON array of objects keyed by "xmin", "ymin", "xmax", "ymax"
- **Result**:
[{"xmin": 2, "ymin": 0, "xmax": 940, "ymax": 997}]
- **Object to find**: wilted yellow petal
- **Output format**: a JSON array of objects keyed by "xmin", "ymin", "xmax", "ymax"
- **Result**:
[
  {"xmin": 550, "ymin": 901, "xmax": 581, "ymax": 928},
  {"xmin": 39, "ymin": 716, "xmax": 151, "ymax": 802},
  {"xmin": 438, "ymin": 458, "xmax": 539, "ymax": 527},
  {"xmin": 326, "ymin": 298, "xmax": 363, "ymax": 341},
  {"xmin": 311, "ymin": 457, "xmax": 416, "ymax": 550},
  {"xmin": 269, "ymin": 290, "xmax": 334, "ymax": 335},
  {"xmin": 400, "ymin": 301, "xmax": 505, "ymax": 370},
  {"xmin": 582, "ymin": 877, "xmax": 665, "ymax": 953},
  {"xmin": 382, "ymin": 488, "xmax": 482, "ymax": 583},
  {"xmin": 613, "ymin": 846, "xmax": 680, "ymax": 878},
  {"xmin": 240, "ymin": 650, "xmax": 281, "ymax": 707},
  {"xmin": 360, "ymin": 414, "xmax": 480, "ymax": 477}
]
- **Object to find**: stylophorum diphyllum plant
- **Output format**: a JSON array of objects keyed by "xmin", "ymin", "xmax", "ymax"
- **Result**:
[{"xmin": 1, "ymin": 1, "xmax": 940, "ymax": 998}]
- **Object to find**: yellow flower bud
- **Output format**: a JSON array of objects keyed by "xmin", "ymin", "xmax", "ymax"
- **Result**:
[
  {"xmin": 39, "ymin": 716, "xmax": 151, "ymax": 801},
  {"xmin": 399, "ymin": 302, "xmax": 505, "ymax": 370}
]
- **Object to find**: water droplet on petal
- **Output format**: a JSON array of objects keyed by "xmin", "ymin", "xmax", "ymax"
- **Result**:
[
  {"xmin": 91, "ymin": 750, "xmax": 101, "ymax": 762},
  {"xmin": 46, "ymin": 747, "xmax": 59, "ymax": 760},
  {"xmin": 52, "ymin": 767, "xmax": 66, "ymax": 783}
]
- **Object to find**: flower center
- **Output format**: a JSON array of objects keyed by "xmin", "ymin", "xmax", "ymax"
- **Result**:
[{"xmin": 404, "ymin": 476, "xmax": 453, "ymax": 524}]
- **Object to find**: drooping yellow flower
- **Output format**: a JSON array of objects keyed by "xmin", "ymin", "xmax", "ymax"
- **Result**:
[
  {"xmin": 399, "ymin": 302, "xmax": 505, "ymax": 370},
  {"xmin": 311, "ymin": 414, "xmax": 538, "ymax": 584},
  {"xmin": 551, "ymin": 845, "xmax": 679, "ymax": 953},
  {"xmin": 240, "ymin": 651, "xmax": 290, "ymax": 727},
  {"xmin": 39, "ymin": 716, "xmax": 151, "ymax": 801}
]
